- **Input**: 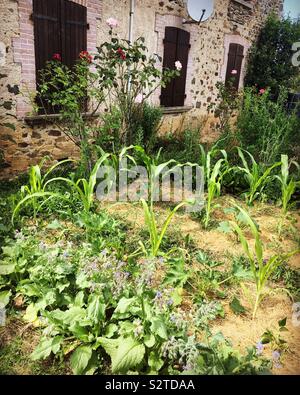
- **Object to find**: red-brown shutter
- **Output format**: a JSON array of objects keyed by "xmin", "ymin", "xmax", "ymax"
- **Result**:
[
  {"xmin": 173, "ymin": 29, "xmax": 190, "ymax": 107},
  {"xmin": 33, "ymin": 0, "xmax": 61, "ymax": 81},
  {"xmin": 225, "ymin": 43, "xmax": 244, "ymax": 90},
  {"xmin": 33, "ymin": 0, "xmax": 87, "ymax": 72},
  {"xmin": 62, "ymin": 0, "xmax": 87, "ymax": 68},
  {"xmin": 160, "ymin": 27, "xmax": 190, "ymax": 107},
  {"xmin": 160, "ymin": 27, "xmax": 178, "ymax": 107}
]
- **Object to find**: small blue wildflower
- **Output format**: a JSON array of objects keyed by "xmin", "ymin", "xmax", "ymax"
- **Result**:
[
  {"xmin": 100, "ymin": 249, "xmax": 108, "ymax": 257},
  {"xmin": 256, "ymin": 341, "xmax": 264, "ymax": 355},
  {"xmin": 166, "ymin": 298, "xmax": 174, "ymax": 306},
  {"xmin": 158, "ymin": 257, "xmax": 165, "ymax": 265},
  {"xmin": 170, "ymin": 314, "xmax": 176, "ymax": 322},
  {"xmin": 155, "ymin": 291, "xmax": 162, "ymax": 299},
  {"xmin": 272, "ymin": 350, "xmax": 281, "ymax": 361},
  {"xmin": 62, "ymin": 251, "xmax": 70, "ymax": 258}
]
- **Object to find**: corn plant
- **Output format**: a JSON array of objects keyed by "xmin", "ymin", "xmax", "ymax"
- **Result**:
[
  {"xmin": 135, "ymin": 146, "xmax": 199, "ymax": 256},
  {"xmin": 200, "ymin": 145, "xmax": 230, "ymax": 228},
  {"xmin": 12, "ymin": 158, "xmax": 73, "ymax": 224},
  {"xmin": 275, "ymin": 154, "xmax": 300, "ymax": 215},
  {"xmin": 48, "ymin": 153, "xmax": 111, "ymax": 212},
  {"xmin": 231, "ymin": 205, "xmax": 299, "ymax": 319},
  {"xmin": 236, "ymin": 148, "xmax": 281, "ymax": 205},
  {"xmin": 140, "ymin": 198, "xmax": 187, "ymax": 257},
  {"xmin": 133, "ymin": 145, "xmax": 177, "ymax": 205}
]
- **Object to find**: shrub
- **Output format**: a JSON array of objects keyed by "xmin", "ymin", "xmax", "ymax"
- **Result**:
[
  {"xmin": 237, "ymin": 88, "xmax": 298, "ymax": 165},
  {"xmin": 245, "ymin": 14, "xmax": 300, "ymax": 96}
]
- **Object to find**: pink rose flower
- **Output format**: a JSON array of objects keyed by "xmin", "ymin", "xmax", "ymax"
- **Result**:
[
  {"xmin": 135, "ymin": 93, "xmax": 144, "ymax": 104},
  {"xmin": 175, "ymin": 61, "xmax": 182, "ymax": 71},
  {"xmin": 106, "ymin": 17, "xmax": 118, "ymax": 29},
  {"xmin": 231, "ymin": 69, "xmax": 238, "ymax": 75},
  {"xmin": 259, "ymin": 88, "xmax": 266, "ymax": 95}
]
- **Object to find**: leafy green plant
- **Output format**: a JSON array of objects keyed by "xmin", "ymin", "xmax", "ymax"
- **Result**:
[
  {"xmin": 12, "ymin": 158, "xmax": 72, "ymax": 223},
  {"xmin": 236, "ymin": 147, "xmax": 281, "ymax": 205},
  {"xmin": 260, "ymin": 317, "xmax": 289, "ymax": 354},
  {"xmin": 275, "ymin": 154, "xmax": 300, "ymax": 215},
  {"xmin": 200, "ymin": 145, "xmax": 230, "ymax": 228},
  {"xmin": 140, "ymin": 198, "xmax": 187, "ymax": 257},
  {"xmin": 94, "ymin": 30, "xmax": 179, "ymax": 145},
  {"xmin": 230, "ymin": 205, "xmax": 299, "ymax": 318},
  {"xmin": 209, "ymin": 80, "xmax": 240, "ymax": 134},
  {"xmin": 38, "ymin": 54, "xmax": 101, "ymax": 174},
  {"xmin": 50, "ymin": 153, "xmax": 110, "ymax": 212},
  {"xmin": 237, "ymin": 88, "xmax": 299, "ymax": 165},
  {"xmin": 245, "ymin": 14, "xmax": 300, "ymax": 96}
]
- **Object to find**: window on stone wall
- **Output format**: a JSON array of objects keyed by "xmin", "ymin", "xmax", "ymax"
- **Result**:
[
  {"xmin": 225, "ymin": 43, "xmax": 244, "ymax": 90},
  {"xmin": 32, "ymin": 0, "xmax": 88, "ymax": 112},
  {"xmin": 160, "ymin": 27, "xmax": 190, "ymax": 107}
]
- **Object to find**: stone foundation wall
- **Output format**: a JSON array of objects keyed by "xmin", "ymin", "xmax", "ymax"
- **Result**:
[{"xmin": 0, "ymin": 0, "xmax": 283, "ymax": 178}]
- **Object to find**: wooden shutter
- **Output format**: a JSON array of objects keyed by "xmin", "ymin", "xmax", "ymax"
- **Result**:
[
  {"xmin": 33, "ymin": 0, "xmax": 61, "ymax": 82},
  {"xmin": 62, "ymin": 0, "xmax": 87, "ymax": 68},
  {"xmin": 160, "ymin": 27, "xmax": 190, "ymax": 107},
  {"xmin": 33, "ymin": 0, "xmax": 87, "ymax": 71},
  {"xmin": 225, "ymin": 43, "xmax": 244, "ymax": 90}
]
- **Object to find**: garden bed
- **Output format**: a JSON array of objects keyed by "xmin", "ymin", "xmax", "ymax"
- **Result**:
[{"xmin": 1, "ymin": 191, "xmax": 299, "ymax": 375}]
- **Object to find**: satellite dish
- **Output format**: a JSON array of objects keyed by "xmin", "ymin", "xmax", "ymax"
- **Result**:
[{"xmin": 187, "ymin": 0, "xmax": 214, "ymax": 22}]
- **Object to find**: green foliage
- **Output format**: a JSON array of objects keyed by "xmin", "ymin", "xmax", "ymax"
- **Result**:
[
  {"xmin": 200, "ymin": 145, "xmax": 230, "ymax": 228},
  {"xmin": 140, "ymin": 198, "xmax": 187, "ymax": 257},
  {"xmin": 12, "ymin": 158, "xmax": 73, "ymax": 223},
  {"xmin": 230, "ymin": 205, "xmax": 299, "ymax": 318},
  {"xmin": 38, "ymin": 56, "xmax": 99, "ymax": 173},
  {"xmin": 0, "ymin": 218, "xmax": 271, "ymax": 375},
  {"xmin": 94, "ymin": 34, "xmax": 179, "ymax": 145},
  {"xmin": 236, "ymin": 148, "xmax": 281, "ymax": 204},
  {"xmin": 237, "ymin": 88, "xmax": 298, "ymax": 165},
  {"xmin": 209, "ymin": 80, "xmax": 241, "ymax": 134},
  {"xmin": 245, "ymin": 14, "xmax": 300, "ymax": 96},
  {"xmin": 275, "ymin": 154, "xmax": 300, "ymax": 214},
  {"xmin": 229, "ymin": 296, "xmax": 246, "ymax": 315},
  {"xmin": 52, "ymin": 153, "xmax": 110, "ymax": 212},
  {"xmin": 260, "ymin": 318, "xmax": 289, "ymax": 354},
  {"xmin": 156, "ymin": 128, "xmax": 202, "ymax": 165}
]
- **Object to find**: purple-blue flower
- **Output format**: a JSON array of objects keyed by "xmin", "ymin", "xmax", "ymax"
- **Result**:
[
  {"xmin": 256, "ymin": 341, "xmax": 264, "ymax": 355},
  {"xmin": 272, "ymin": 350, "xmax": 281, "ymax": 361},
  {"xmin": 166, "ymin": 298, "xmax": 174, "ymax": 306},
  {"xmin": 155, "ymin": 291, "xmax": 162, "ymax": 299}
]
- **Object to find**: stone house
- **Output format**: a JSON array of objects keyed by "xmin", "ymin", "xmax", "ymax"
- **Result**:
[{"xmin": 0, "ymin": 0, "xmax": 283, "ymax": 177}]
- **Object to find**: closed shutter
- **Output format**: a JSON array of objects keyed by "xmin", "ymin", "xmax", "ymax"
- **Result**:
[
  {"xmin": 33, "ymin": 0, "xmax": 87, "ymax": 113},
  {"xmin": 33, "ymin": 0, "xmax": 61, "ymax": 83},
  {"xmin": 62, "ymin": 0, "xmax": 87, "ymax": 68},
  {"xmin": 160, "ymin": 27, "xmax": 190, "ymax": 107},
  {"xmin": 225, "ymin": 43, "xmax": 244, "ymax": 90},
  {"xmin": 33, "ymin": 0, "xmax": 87, "ymax": 73}
]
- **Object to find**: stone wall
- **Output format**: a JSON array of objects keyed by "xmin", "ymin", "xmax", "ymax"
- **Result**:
[{"xmin": 0, "ymin": 0, "xmax": 283, "ymax": 178}]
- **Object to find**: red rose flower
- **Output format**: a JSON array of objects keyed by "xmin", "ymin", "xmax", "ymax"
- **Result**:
[
  {"xmin": 79, "ymin": 50, "xmax": 93, "ymax": 63},
  {"xmin": 53, "ymin": 53, "xmax": 61, "ymax": 61},
  {"xmin": 117, "ymin": 47, "xmax": 126, "ymax": 60}
]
